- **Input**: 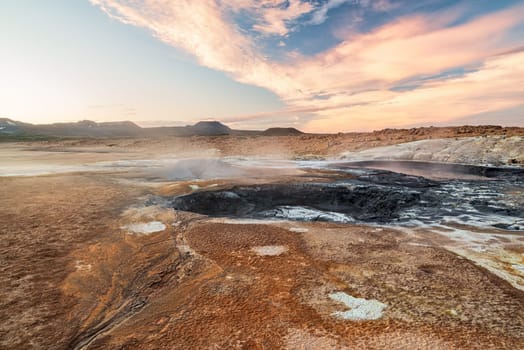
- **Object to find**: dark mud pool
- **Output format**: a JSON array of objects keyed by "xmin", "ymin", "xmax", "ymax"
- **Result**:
[{"xmin": 172, "ymin": 161, "xmax": 524, "ymax": 231}]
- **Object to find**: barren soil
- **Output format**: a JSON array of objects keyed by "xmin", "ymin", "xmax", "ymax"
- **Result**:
[{"xmin": 1, "ymin": 130, "xmax": 524, "ymax": 349}]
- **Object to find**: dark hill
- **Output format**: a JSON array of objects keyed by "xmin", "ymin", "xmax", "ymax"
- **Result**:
[
  {"xmin": 188, "ymin": 121, "xmax": 232, "ymax": 136},
  {"xmin": 0, "ymin": 119, "xmax": 143, "ymax": 138},
  {"xmin": 0, "ymin": 118, "xmax": 306, "ymax": 139},
  {"xmin": 262, "ymin": 127, "xmax": 303, "ymax": 136},
  {"xmin": 33, "ymin": 120, "xmax": 143, "ymax": 137},
  {"xmin": 0, "ymin": 118, "xmax": 31, "ymax": 135}
]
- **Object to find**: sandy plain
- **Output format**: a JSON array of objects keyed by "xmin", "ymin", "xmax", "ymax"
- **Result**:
[{"xmin": 1, "ymin": 131, "xmax": 524, "ymax": 349}]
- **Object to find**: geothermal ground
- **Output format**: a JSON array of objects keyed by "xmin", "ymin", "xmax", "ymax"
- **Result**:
[{"xmin": 1, "ymin": 132, "xmax": 524, "ymax": 349}]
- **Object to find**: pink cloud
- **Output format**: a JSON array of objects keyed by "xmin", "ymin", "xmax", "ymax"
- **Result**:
[
  {"xmin": 304, "ymin": 51, "xmax": 524, "ymax": 131},
  {"xmin": 90, "ymin": 1, "xmax": 524, "ymax": 131},
  {"xmin": 288, "ymin": 5, "xmax": 523, "ymax": 96}
]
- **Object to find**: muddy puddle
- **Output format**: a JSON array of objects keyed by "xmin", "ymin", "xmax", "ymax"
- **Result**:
[{"xmin": 171, "ymin": 161, "xmax": 524, "ymax": 232}]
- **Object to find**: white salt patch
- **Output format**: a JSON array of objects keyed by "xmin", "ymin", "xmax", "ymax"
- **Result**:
[
  {"xmin": 75, "ymin": 260, "xmax": 92, "ymax": 272},
  {"xmin": 251, "ymin": 245, "xmax": 287, "ymax": 256},
  {"xmin": 124, "ymin": 221, "xmax": 166, "ymax": 234},
  {"xmin": 264, "ymin": 206, "xmax": 354, "ymax": 223},
  {"xmin": 211, "ymin": 218, "xmax": 279, "ymax": 225},
  {"xmin": 189, "ymin": 184, "xmax": 200, "ymax": 191},
  {"xmin": 448, "ymin": 247, "xmax": 524, "ymax": 291},
  {"xmin": 289, "ymin": 227, "xmax": 309, "ymax": 233},
  {"xmin": 407, "ymin": 242, "xmax": 431, "ymax": 247},
  {"xmin": 402, "ymin": 222, "xmax": 520, "ymax": 251},
  {"xmin": 0, "ymin": 164, "xmax": 94, "ymax": 177},
  {"xmin": 329, "ymin": 292, "xmax": 386, "ymax": 321},
  {"xmin": 512, "ymin": 264, "xmax": 524, "ymax": 274},
  {"xmin": 403, "ymin": 224, "xmax": 524, "ymax": 290}
]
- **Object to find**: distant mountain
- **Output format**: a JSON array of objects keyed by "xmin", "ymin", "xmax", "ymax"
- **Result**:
[
  {"xmin": 0, "ymin": 119, "xmax": 143, "ymax": 138},
  {"xmin": 189, "ymin": 121, "xmax": 231, "ymax": 135},
  {"xmin": 0, "ymin": 118, "xmax": 305, "ymax": 139},
  {"xmin": 37, "ymin": 120, "xmax": 143, "ymax": 137},
  {"xmin": 262, "ymin": 127, "xmax": 303, "ymax": 136},
  {"xmin": 143, "ymin": 121, "xmax": 242, "ymax": 137},
  {"xmin": 0, "ymin": 118, "xmax": 30, "ymax": 134}
]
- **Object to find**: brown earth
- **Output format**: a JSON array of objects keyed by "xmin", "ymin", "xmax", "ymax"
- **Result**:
[
  {"xmin": 1, "ymin": 172, "xmax": 524, "ymax": 349},
  {"xmin": 1, "ymin": 128, "xmax": 524, "ymax": 349}
]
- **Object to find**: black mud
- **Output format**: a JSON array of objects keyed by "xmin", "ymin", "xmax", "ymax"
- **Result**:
[
  {"xmin": 171, "ymin": 164, "xmax": 524, "ymax": 229},
  {"xmin": 172, "ymin": 183, "xmax": 426, "ymax": 222}
]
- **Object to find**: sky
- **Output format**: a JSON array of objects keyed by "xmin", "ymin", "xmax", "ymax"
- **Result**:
[{"xmin": 1, "ymin": 0, "xmax": 523, "ymax": 132}]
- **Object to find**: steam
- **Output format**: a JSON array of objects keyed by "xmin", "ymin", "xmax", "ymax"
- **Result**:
[{"xmin": 148, "ymin": 158, "xmax": 302, "ymax": 180}]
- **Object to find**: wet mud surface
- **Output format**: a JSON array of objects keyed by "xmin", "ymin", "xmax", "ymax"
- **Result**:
[
  {"xmin": 172, "ymin": 164, "xmax": 524, "ymax": 232},
  {"xmin": 172, "ymin": 182, "xmax": 423, "ymax": 222}
]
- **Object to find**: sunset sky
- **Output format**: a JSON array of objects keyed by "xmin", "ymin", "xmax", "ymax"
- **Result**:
[{"xmin": 1, "ymin": 0, "xmax": 523, "ymax": 132}]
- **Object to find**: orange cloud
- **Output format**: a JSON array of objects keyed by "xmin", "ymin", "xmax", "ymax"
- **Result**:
[
  {"xmin": 304, "ymin": 51, "xmax": 524, "ymax": 132},
  {"xmin": 90, "ymin": 1, "xmax": 524, "ymax": 131},
  {"xmin": 287, "ymin": 5, "xmax": 523, "ymax": 96}
]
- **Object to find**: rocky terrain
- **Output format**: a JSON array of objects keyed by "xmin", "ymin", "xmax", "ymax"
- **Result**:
[
  {"xmin": 340, "ymin": 136, "xmax": 524, "ymax": 166},
  {"xmin": 0, "ymin": 119, "xmax": 286, "ymax": 139},
  {"xmin": 1, "ymin": 128, "xmax": 524, "ymax": 349}
]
